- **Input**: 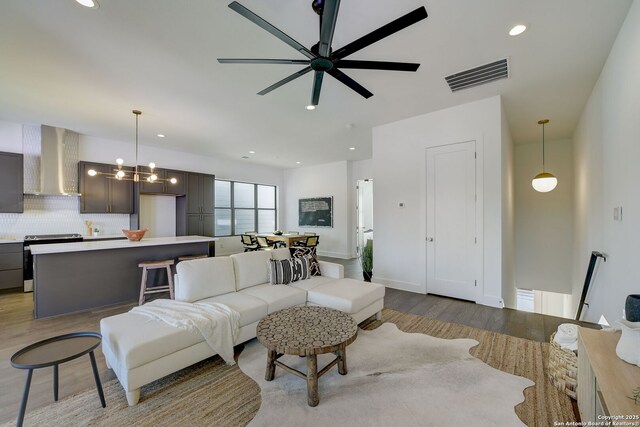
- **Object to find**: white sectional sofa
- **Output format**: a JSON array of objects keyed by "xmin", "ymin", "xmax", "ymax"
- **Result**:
[{"xmin": 100, "ymin": 248, "xmax": 385, "ymax": 405}]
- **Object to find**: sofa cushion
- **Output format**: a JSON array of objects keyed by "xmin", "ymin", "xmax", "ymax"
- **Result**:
[
  {"xmin": 270, "ymin": 247, "xmax": 291, "ymax": 260},
  {"xmin": 290, "ymin": 275, "xmax": 334, "ymax": 291},
  {"xmin": 289, "ymin": 246, "xmax": 321, "ymax": 276},
  {"xmin": 230, "ymin": 251, "xmax": 272, "ymax": 290},
  {"xmin": 268, "ymin": 256, "xmax": 310, "ymax": 285},
  {"xmin": 198, "ymin": 292, "xmax": 268, "ymax": 327},
  {"xmin": 240, "ymin": 283, "xmax": 307, "ymax": 313},
  {"xmin": 307, "ymin": 278, "xmax": 385, "ymax": 314},
  {"xmin": 100, "ymin": 313, "xmax": 203, "ymax": 370},
  {"xmin": 175, "ymin": 257, "xmax": 236, "ymax": 302}
]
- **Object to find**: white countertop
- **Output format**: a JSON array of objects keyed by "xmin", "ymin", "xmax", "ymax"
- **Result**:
[
  {"xmin": 30, "ymin": 236, "xmax": 216, "ymax": 255},
  {"xmin": 83, "ymin": 234, "xmax": 127, "ymax": 240},
  {"xmin": 0, "ymin": 239, "xmax": 23, "ymax": 244}
]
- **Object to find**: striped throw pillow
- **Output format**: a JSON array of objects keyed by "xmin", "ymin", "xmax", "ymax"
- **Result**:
[{"xmin": 268, "ymin": 256, "xmax": 311, "ymax": 285}]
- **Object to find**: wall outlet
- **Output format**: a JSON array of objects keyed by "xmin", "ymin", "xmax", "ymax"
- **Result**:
[
  {"xmin": 398, "ymin": 202, "xmax": 405, "ymax": 208},
  {"xmin": 614, "ymin": 206, "xmax": 623, "ymax": 221}
]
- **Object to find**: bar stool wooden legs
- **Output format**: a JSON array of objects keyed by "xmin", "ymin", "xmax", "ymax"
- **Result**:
[{"xmin": 138, "ymin": 259, "xmax": 175, "ymax": 305}]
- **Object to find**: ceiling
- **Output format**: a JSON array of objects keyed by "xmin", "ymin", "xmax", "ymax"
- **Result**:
[{"xmin": 0, "ymin": 0, "xmax": 632, "ymax": 168}]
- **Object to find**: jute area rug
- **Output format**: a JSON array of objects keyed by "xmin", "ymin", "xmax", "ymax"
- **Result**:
[{"xmin": 4, "ymin": 309, "xmax": 576, "ymax": 427}]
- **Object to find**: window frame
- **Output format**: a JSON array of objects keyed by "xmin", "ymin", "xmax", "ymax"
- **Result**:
[{"xmin": 213, "ymin": 179, "xmax": 277, "ymax": 237}]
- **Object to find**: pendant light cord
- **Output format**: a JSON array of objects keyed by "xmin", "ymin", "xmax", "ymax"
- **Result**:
[{"xmin": 542, "ymin": 121, "xmax": 545, "ymax": 172}]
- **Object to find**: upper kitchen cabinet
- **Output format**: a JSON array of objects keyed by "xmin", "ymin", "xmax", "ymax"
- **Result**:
[
  {"xmin": 0, "ymin": 152, "xmax": 24, "ymax": 213},
  {"xmin": 79, "ymin": 161, "xmax": 134, "ymax": 214},
  {"xmin": 186, "ymin": 173, "xmax": 214, "ymax": 214},
  {"xmin": 138, "ymin": 167, "xmax": 186, "ymax": 195}
]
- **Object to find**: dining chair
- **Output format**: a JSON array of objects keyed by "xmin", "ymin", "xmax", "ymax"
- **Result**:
[
  {"xmin": 256, "ymin": 236, "xmax": 280, "ymax": 250},
  {"xmin": 294, "ymin": 235, "xmax": 319, "ymax": 248},
  {"xmin": 287, "ymin": 231, "xmax": 300, "ymax": 235},
  {"xmin": 303, "ymin": 232, "xmax": 317, "ymax": 236},
  {"xmin": 241, "ymin": 234, "xmax": 260, "ymax": 252},
  {"xmin": 246, "ymin": 231, "xmax": 258, "ymax": 235}
]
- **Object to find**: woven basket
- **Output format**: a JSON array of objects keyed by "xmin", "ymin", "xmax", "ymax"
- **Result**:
[{"xmin": 548, "ymin": 332, "xmax": 578, "ymax": 400}]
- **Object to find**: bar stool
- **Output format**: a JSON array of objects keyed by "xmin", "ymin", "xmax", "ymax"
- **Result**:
[{"xmin": 138, "ymin": 259, "xmax": 175, "ymax": 305}]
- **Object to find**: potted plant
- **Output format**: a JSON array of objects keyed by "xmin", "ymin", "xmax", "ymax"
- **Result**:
[{"xmin": 360, "ymin": 239, "xmax": 373, "ymax": 282}]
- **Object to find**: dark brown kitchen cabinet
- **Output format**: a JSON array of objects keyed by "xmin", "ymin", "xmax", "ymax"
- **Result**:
[
  {"xmin": 0, "ymin": 152, "xmax": 24, "ymax": 213},
  {"xmin": 79, "ymin": 161, "xmax": 134, "ymax": 213},
  {"xmin": 138, "ymin": 167, "xmax": 186, "ymax": 195},
  {"xmin": 186, "ymin": 173, "xmax": 214, "ymax": 214},
  {"xmin": 186, "ymin": 214, "xmax": 214, "ymax": 237},
  {"xmin": 0, "ymin": 242, "xmax": 23, "ymax": 290}
]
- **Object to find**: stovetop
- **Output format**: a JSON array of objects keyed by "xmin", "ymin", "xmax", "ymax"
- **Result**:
[{"xmin": 24, "ymin": 233, "xmax": 83, "ymax": 243}]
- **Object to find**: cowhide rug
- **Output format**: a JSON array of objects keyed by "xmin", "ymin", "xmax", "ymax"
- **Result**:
[{"xmin": 238, "ymin": 322, "xmax": 533, "ymax": 426}]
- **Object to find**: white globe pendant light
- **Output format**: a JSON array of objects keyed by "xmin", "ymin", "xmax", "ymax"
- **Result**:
[{"xmin": 531, "ymin": 119, "xmax": 557, "ymax": 193}]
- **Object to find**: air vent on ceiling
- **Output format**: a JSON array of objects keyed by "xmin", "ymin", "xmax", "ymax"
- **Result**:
[{"xmin": 445, "ymin": 58, "xmax": 509, "ymax": 92}]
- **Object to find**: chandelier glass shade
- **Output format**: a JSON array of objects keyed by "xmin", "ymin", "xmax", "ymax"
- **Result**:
[
  {"xmin": 531, "ymin": 119, "xmax": 557, "ymax": 193},
  {"xmin": 87, "ymin": 110, "xmax": 177, "ymax": 185}
]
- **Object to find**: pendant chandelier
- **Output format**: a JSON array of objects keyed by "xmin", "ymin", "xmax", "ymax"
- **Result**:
[
  {"xmin": 531, "ymin": 119, "xmax": 557, "ymax": 193},
  {"xmin": 87, "ymin": 110, "xmax": 177, "ymax": 185}
]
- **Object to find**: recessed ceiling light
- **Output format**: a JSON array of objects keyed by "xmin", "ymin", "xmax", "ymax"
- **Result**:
[
  {"xmin": 349, "ymin": 147, "xmax": 356, "ymax": 151},
  {"xmin": 249, "ymin": 150, "xmax": 255, "ymax": 154},
  {"xmin": 306, "ymin": 105, "xmax": 316, "ymax": 110},
  {"xmin": 157, "ymin": 134, "xmax": 165, "ymax": 138},
  {"xmin": 296, "ymin": 161, "xmax": 301, "ymax": 164},
  {"xmin": 509, "ymin": 24, "xmax": 527, "ymax": 36},
  {"xmin": 75, "ymin": 0, "xmax": 99, "ymax": 9}
]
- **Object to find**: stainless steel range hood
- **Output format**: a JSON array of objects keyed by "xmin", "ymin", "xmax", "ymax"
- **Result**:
[{"xmin": 23, "ymin": 125, "xmax": 82, "ymax": 196}]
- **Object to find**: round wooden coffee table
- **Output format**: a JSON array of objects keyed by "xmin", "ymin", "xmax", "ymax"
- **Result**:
[{"xmin": 256, "ymin": 306, "xmax": 358, "ymax": 407}]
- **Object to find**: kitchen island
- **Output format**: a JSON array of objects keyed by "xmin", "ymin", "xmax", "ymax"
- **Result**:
[{"xmin": 30, "ymin": 236, "xmax": 216, "ymax": 318}]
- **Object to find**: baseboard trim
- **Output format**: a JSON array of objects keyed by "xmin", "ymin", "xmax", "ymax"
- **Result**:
[
  {"xmin": 317, "ymin": 250, "xmax": 354, "ymax": 260},
  {"xmin": 373, "ymin": 277, "xmax": 424, "ymax": 294}
]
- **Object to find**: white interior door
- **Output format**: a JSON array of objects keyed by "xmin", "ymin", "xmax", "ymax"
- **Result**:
[{"xmin": 426, "ymin": 141, "xmax": 477, "ymax": 301}]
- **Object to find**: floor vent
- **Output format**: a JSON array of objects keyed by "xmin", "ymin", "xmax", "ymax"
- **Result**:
[{"xmin": 445, "ymin": 58, "xmax": 509, "ymax": 92}]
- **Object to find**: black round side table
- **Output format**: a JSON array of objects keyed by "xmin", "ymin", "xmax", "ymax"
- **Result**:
[{"xmin": 10, "ymin": 332, "xmax": 106, "ymax": 427}]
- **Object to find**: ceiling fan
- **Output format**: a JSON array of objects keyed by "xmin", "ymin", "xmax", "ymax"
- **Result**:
[{"xmin": 218, "ymin": 1, "xmax": 428, "ymax": 108}]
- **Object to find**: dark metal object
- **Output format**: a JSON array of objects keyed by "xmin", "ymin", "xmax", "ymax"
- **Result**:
[
  {"xmin": 10, "ymin": 332, "xmax": 105, "ymax": 427},
  {"xmin": 218, "ymin": 1, "xmax": 428, "ymax": 106},
  {"xmin": 576, "ymin": 251, "xmax": 606, "ymax": 321}
]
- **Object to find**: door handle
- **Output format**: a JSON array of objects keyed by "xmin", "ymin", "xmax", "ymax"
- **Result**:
[{"xmin": 427, "ymin": 237, "xmax": 434, "ymax": 242}]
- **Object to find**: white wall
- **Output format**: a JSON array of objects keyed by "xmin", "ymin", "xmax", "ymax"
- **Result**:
[
  {"xmin": 572, "ymin": 0, "xmax": 640, "ymax": 323},
  {"xmin": 139, "ymin": 195, "xmax": 176, "ymax": 238},
  {"xmin": 501, "ymin": 104, "xmax": 516, "ymax": 309},
  {"xmin": 283, "ymin": 161, "xmax": 353, "ymax": 259},
  {"xmin": 515, "ymin": 139, "xmax": 574, "ymax": 295},
  {"xmin": 372, "ymin": 96, "xmax": 506, "ymax": 307},
  {"xmin": 0, "ymin": 120, "xmax": 22, "ymax": 153}
]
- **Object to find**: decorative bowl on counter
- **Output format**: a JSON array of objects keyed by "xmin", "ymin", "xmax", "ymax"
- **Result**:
[
  {"xmin": 122, "ymin": 229, "xmax": 148, "ymax": 241},
  {"xmin": 273, "ymin": 230, "xmax": 283, "ymax": 236}
]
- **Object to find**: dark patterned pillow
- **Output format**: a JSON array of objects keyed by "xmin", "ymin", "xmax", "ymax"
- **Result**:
[
  {"xmin": 289, "ymin": 246, "xmax": 321, "ymax": 276},
  {"xmin": 268, "ymin": 256, "xmax": 311, "ymax": 285}
]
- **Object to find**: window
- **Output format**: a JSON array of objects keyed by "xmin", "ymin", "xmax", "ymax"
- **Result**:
[{"xmin": 213, "ymin": 180, "xmax": 277, "ymax": 236}]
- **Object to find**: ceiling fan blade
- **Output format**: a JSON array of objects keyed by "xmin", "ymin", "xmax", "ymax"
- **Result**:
[
  {"xmin": 228, "ymin": 2, "xmax": 316, "ymax": 60},
  {"xmin": 311, "ymin": 71, "xmax": 324, "ymax": 106},
  {"xmin": 332, "ymin": 6, "xmax": 428, "ymax": 60},
  {"xmin": 327, "ymin": 68, "xmax": 373, "ymax": 99},
  {"xmin": 257, "ymin": 66, "xmax": 313, "ymax": 96},
  {"xmin": 319, "ymin": 0, "xmax": 341, "ymax": 57},
  {"xmin": 335, "ymin": 60, "xmax": 420, "ymax": 72},
  {"xmin": 218, "ymin": 59, "xmax": 310, "ymax": 65}
]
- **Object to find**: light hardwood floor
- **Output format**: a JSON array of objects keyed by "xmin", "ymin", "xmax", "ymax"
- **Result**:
[{"xmin": 0, "ymin": 257, "xmax": 597, "ymax": 424}]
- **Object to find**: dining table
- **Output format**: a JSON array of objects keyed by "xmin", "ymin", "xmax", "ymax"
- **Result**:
[{"xmin": 257, "ymin": 233, "xmax": 308, "ymax": 248}]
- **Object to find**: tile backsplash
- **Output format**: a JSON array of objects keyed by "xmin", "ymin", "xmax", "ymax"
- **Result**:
[{"xmin": 0, "ymin": 195, "xmax": 129, "ymax": 239}]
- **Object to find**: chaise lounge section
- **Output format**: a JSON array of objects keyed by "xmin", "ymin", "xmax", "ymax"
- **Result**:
[{"xmin": 100, "ymin": 248, "xmax": 384, "ymax": 405}]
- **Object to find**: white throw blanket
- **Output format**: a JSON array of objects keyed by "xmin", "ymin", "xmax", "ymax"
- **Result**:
[
  {"xmin": 553, "ymin": 323, "xmax": 578, "ymax": 351},
  {"xmin": 130, "ymin": 300, "xmax": 240, "ymax": 365}
]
